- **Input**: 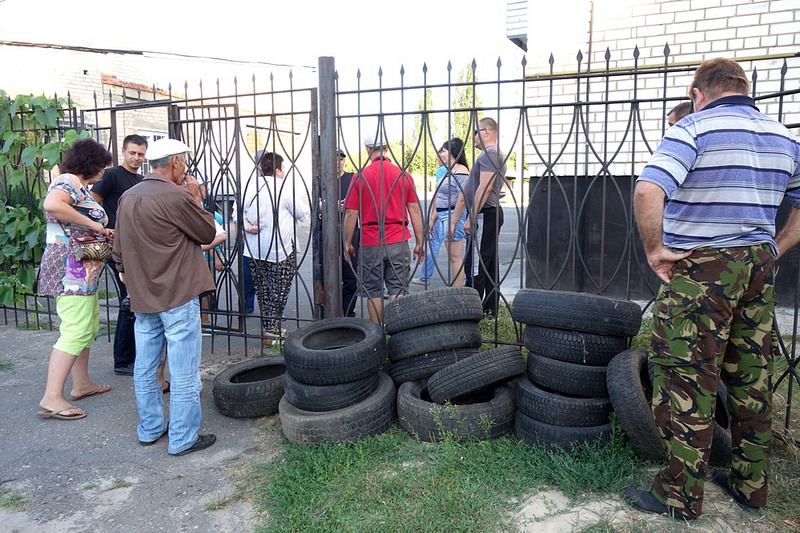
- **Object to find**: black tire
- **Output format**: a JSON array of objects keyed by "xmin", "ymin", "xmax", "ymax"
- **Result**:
[
  {"xmin": 282, "ymin": 371, "xmax": 379, "ymax": 412},
  {"xmin": 397, "ymin": 380, "xmax": 515, "ymax": 442},
  {"xmin": 388, "ymin": 348, "xmax": 479, "ymax": 385},
  {"xmin": 605, "ymin": 349, "xmax": 664, "ymax": 460},
  {"xmin": 387, "ymin": 321, "xmax": 482, "ymax": 362},
  {"xmin": 523, "ymin": 326, "xmax": 628, "ymax": 366},
  {"xmin": 427, "ymin": 346, "xmax": 525, "ymax": 404},
  {"xmin": 511, "ymin": 289, "xmax": 642, "ymax": 337},
  {"xmin": 284, "ymin": 317, "xmax": 387, "ymax": 385},
  {"xmin": 515, "ymin": 411, "xmax": 612, "ymax": 452},
  {"xmin": 606, "ymin": 348, "xmax": 732, "ymax": 465},
  {"xmin": 515, "ymin": 376, "xmax": 613, "ymax": 427},
  {"xmin": 278, "ymin": 372, "xmax": 396, "ymax": 445},
  {"xmin": 212, "ymin": 357, "xmax": 286, "ymax": 418},
  {"xmin": 709, "ymin": 386, "xmax": 732, "ymax": 467},
  {"xmin": 527, "ymin": 353, "xmax": 608, "ymax": 398},
  {"xmin": 383, "ymin": 287, "xmax": 484, "ymax": 334}
]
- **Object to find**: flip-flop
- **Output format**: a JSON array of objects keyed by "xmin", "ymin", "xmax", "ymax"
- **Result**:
[
  {"xmin": 37, "ymin": 407, "xmax": 87, "ymax": 420},
  {"xmin": 70, "ymin": 384, "xmax": 111, "ymax": 401}
]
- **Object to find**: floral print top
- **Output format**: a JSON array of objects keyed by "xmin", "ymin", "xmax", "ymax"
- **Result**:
[{"xmin": 37, "ymin": 174, "xmax": 108, "ymax": 296}]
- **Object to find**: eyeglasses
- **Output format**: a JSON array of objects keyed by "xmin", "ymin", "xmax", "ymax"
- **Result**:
[{"xmin": 474, "ymin": 128, "xmax": 487, "ymax": 135}]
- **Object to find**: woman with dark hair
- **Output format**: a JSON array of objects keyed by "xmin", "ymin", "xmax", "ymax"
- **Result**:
[
  {"xmin": 241, "ymin": 152, "xmax": 310, "ymax": 344},
  {"xmin": 428, "ymin": 137, "xmax": 469, "ymax": 286},
  {"xmin": 37, "ymin": 138, "xmax": 114, "ymax": 420}
]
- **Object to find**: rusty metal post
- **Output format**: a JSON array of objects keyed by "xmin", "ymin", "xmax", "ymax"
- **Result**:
[{"xmin": 318, "ymin": 56, "xmax": 342, "ymax": 316}]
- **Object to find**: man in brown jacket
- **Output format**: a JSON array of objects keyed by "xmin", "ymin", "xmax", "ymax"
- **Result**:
[{"xmin": 114, "ymin": 138, "xmax": 217, "ymax": 456}]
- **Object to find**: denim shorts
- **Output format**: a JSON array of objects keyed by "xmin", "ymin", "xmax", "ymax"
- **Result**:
[
  {"xmin": 439, "ymin": 210, "xmax": 467, "ymax": 241},
  {"xmin": 359, "ymin": 241, "xmax": 411, "ymax": 298},
  {"xmin": 54, "ymin": 294, "xmax": 100, "ymax": 355}
]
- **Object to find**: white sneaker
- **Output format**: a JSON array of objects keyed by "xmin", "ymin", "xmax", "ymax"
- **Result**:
[{"xmin": 411, "ymin": 278, "xmax": 427, "ymax": 286}]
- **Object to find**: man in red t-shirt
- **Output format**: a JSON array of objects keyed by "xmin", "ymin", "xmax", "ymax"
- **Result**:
[{"xmin": 343, "ymin": 135, "xmax": 424, "ymax": 323}]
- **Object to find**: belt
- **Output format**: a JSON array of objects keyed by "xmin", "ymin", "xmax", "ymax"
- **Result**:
[
  {"xmin": 363, "ymin": 221, "xmax": 408, "ymax": 226},
  {"xmin": 436, "ymin": 206, "xmax": 457, "ymax": 213}
]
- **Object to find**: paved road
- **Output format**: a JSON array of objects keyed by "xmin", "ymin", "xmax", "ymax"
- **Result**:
[{"xmin": 0, "ymin": 323, "xmax": 267, "ymax": 532}]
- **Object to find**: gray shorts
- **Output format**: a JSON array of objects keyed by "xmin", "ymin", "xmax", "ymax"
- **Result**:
[{"xmin": 358, "ymin": 241, "xmax": 411, "ymax": 299}]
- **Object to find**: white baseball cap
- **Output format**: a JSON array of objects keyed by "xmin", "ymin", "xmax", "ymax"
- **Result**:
[
  {"xmin": 146, "ymin": 138, "xmax": 191, "ymax": 160},
  {"xmin": 363, "ymin": 135, "xmax": 386, "ymax": 149}
]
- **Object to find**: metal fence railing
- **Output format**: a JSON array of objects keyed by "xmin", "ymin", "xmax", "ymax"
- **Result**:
[{"xmin": 2, "ymin": 49, "xmax": 798, "ymax": 435}]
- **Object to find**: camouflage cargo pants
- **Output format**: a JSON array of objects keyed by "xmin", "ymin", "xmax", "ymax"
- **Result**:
[{"xmin": 649, "ymin": 244, "xmax": 775, "ymax": 518}]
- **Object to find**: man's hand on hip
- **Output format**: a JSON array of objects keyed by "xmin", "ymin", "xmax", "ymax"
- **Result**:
[{"xmin": 647, "ymin": 246, "xmax": 692, "ymax": 283}]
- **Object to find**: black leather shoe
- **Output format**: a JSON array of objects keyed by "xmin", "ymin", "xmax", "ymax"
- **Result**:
[
  {"xmin": 171, "ymin": 434, "xmax": 216, "ymax": 456},
  {"xmin": 709, "ymin": 470, "xmax": 761, "ymax": 512},
  {"xmin": 114, "ymin": 364, "xmax": 134, "ymax": 376},
  {"xmin": 139, "ymin": 424, "xmax": 169, "ymax": 446},
  {"xmin": 623, "ymin": 488, "xmax": 696, "ymax": 521}
]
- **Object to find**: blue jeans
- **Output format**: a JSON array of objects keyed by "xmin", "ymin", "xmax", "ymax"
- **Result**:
[
  {"xmin": 134, "ymin": 298, "xmax": 203, "ymax": 454},
  {"xmin": 420, "ymin": 215, "xmax": 446, "ymax": 282},
  {"xmin": 420, "ymin": 211, "xmax": 466, "ymax": 282}
]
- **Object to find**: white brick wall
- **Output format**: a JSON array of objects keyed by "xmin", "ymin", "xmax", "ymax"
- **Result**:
[{"xmin": 521, "ymin": 0, "xmax": 800, "ymax": 178}]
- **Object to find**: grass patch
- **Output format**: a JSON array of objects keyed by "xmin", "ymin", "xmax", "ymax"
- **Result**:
[
  {"xmin": 206, "ymin": 493, "xmax": 236, "ymax": 511},
  {"xmin": 0, "ymin": 488, "xmax": 29, "ymax": 511},
  {"xmin": 0, "ymin": 358, "xmax": 12, "ymax": 372},
  {"xmin": 629, "ymin": 316, "xmax": 652, "ymax": 350},
  {"xmin": 110, "ymin": 478, "xmax": 132, "ymax": 490},
  {"xmin": 248, "ymin": 422, "xmax": 646, "ymax": 533},
  {"xmin": 96, "ymin": 289, "xmax": 117, "ymax": 300},
  {"xmin": 479, "ymin": 304, "xmax": 521, "ymax": 345}
]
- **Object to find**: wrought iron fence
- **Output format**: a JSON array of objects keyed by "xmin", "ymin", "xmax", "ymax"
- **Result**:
[{"xmin": 1, "ymin": 48, "xmax": 798, "ymax": 434}]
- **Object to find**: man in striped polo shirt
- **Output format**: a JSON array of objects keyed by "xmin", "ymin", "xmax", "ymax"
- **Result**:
[{"xmin": 625, "ymin": 58, "xmax": 800, "ymax": 521}]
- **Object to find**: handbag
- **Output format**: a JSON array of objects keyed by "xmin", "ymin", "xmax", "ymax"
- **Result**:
[
  {"xmin": 58, "ymin": 221, "xmax": 112, "ymax": 261},
  {"xmin": 69, "ymin": 234, "xmax": 113, "ymax": 261}
]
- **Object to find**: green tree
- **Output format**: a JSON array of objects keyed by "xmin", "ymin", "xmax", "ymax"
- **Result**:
[
  {"xmin": 0, "ymin": 90, "xmax": 88, "ymax": 305},
  {"xmin": 448, "ymin": 63, "xmax": 481, "ymax": 166},
  {"xmin": 403, "ymin": 88, "xmax": 440, "ymax": 179}
]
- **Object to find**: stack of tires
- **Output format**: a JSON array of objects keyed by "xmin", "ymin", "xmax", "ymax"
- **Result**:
[
  {"xmin": 511, "ymin": 289, "xmax": 642, "ymax": 451},
  {"xmin": 278, "ymin": 317, "xmax": 396, "ymax": 444},
  {"xmin": 384, "ymin": 287, "xmax": 485, "ymax": 386},
  {"xmin": 385, "ymin": 287, "xmax": 524, "ymax": 442}
]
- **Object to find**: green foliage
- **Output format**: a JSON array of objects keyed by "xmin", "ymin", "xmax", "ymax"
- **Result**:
[
  {"xmin": 0, "ymin": 90, "xmax": 88, "ymax": 305},
  {"xmin": 0, "ymin": 205, "xmax": 44, "ymax": 304},
  {"xmin": 0, "ymin": 487, "xmax": 29, "ymax": 511},
  {"xmin": 403, "ymin": 88, "xmax": 440, "ymax": 179},
  {"xmin": 401, "ymin": 64, "xmax": 482, "ymax": 180},
  {"xmin": 450, "ymin": 63, "xmax": 481, "ymax": 165}
]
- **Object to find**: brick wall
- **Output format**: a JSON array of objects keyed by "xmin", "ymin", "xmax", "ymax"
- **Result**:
[{"xmin": 521, "ymin": 0, "xmax": 800, "ymax": 178}]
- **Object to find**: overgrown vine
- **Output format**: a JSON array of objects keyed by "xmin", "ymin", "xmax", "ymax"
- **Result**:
[{"xmin": 0, "ymin": 89, "xmax": 89, "ymax": 305}]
